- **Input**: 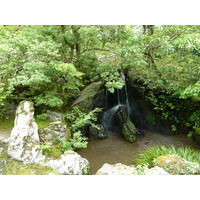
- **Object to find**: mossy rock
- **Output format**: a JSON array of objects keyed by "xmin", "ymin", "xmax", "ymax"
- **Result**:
[
  {"xmin": 122, "ymin": 118, "xmax": 136, "ymax": 143},
  {"xmin": 71, "ymin": 81, "xmax": 103, "ymax": 112},
  {"xmin": 156, "ymin": 155, "xmax": 200, "ymax": 175}
]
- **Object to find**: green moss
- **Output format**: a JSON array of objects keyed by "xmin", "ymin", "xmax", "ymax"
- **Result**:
[
  {"xmin": 1, "ymin": 148, "xmax": 60, "ymax": 175},
  {"xmin": 35, "ymin": 118, "xmax": 51, "ymax": 129},
  {"xmin": 195, "ymin": 128, "xmax": 200, "ymax": 135},
  {"xmin": 122, "ymin": 118, "xmax": 136, "ymax": 143}
]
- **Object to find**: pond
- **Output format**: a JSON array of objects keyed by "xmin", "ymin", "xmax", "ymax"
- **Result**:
[{"xmin": 77, "ymin": 131, "xmax": 199, "ymax": 174}]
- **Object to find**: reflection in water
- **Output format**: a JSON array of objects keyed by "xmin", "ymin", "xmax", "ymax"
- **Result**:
[{"xmin": 77, "ymin": 131, "xmax": 199, "ymax": 175}]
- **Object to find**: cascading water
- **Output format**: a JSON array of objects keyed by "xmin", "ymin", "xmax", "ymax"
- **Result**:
[{"xmin": 101, "ymin": 71, "xmax": 131, "ymax": 133}]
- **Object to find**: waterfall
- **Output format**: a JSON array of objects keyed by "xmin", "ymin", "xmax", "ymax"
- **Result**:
[
  {"xmin": 101, "ymin": 71, "xmax": 131, "ymax": 133},
  {"xmin": 121, "ymin": 71, "xmax": 131, "ymax": 117}
]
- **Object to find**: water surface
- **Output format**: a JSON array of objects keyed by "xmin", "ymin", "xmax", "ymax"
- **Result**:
[{"xmin": 77, "ymin": 131, "xmax": 199, "ymax": 174}]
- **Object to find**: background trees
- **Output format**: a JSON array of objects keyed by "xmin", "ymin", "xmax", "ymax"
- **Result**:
[{"xmin": 0, "ymin": 25, "xmax": 199, "ymax": 135}]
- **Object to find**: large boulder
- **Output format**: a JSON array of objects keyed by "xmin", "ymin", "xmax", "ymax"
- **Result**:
[
  {"xmin": 7, "ymin": 101, "xmax": 45, "ymax": 164},
  {"xmin": 71, "ymin": 81, "xmax": 104, "ymax": 112},
  {"xmin": 156, "ymin": 155, "xmax": 200, "ymax": 175},
  {"xmin": 117, "ymin": 107, "xmax": 136, "ymax": 143},
  {"xmin": 96, "ymin": 163, "xmax": 169, "ymax": 175},
  {"xmin": 44, "ymin": 150, "xmax": 89, "ymax": 175}
]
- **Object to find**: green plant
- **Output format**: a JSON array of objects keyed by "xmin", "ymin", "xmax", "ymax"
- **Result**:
[
  {"xmin": 135, "ymin": 145, "xmax": 200, "ymax": 168},
  {"xmin": 70, "ymin": 131, "xmax": 88, "ymax": 149}
]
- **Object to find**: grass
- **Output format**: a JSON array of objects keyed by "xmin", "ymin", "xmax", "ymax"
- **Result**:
[{"xmin": 135, "ymin": 145, "xmax": 200, "ymax": 168}]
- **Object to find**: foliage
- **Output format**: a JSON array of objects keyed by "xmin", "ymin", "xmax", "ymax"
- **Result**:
[
  {"xmin": 69, "ymin": 131, "xmax": 88, "ymax": 149},
  {"xmin": 136, "ymin": 145, "xmax": 200, "ymax": 168},
  {"xmin": 65, "ymin": 106, "xmax": 102, "ymax": 132}
]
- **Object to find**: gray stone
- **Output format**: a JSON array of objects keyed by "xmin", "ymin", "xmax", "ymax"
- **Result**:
[
  {"xmin": 47, "ymin": 112, "xmax": 65, "ymax": 122},
  {"xmin": 96, "ymin": 163, "xmax": 137, "ymax": 175},
  {"xmin": 71, "ymin": 81, "xmax": 104, "ymax": 112},
  {"xmin": 96, "ymin": 163, "xmax": 169, "ymax": 175},
  {"xmin": 45, "ymin": 150, "xmax": 89, "ymax": 175},
  {"xmin": 39, "ymin": 121, "xmax": 70, "ymax": 143},
  {"xmin": 144, "ymin": 166, "xmax": 169, "ymax": 175},
  {"xmin": 7, "ymin": 101, "xmax": 45, "ymax": 164}
]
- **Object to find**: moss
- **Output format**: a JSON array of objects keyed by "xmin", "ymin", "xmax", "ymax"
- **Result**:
[
  {"xmin": 35, "ymin": 118, "xmax": 51, "ymax": 129},
  {"xmin": 195, "ymin": 128, "xmax": 200, "ymax": 135},
  {"xmin": 122, "ymin": 118, "xmax": 136, "ymax": 143},
  {"xmin": 1, "ymin": 148, "xmax": 60, "ymax": 175}
]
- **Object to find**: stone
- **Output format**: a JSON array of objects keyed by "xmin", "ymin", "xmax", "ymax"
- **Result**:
[
  {"xmin": 7, "ymin": 101, "xmax": 45, "ymax": 164},
  {"xmin": 71, "ymin": 81, "xmax": 104, "ymax": 112},
  {"xmin": 144, "ymin": 166, "xmax": 169, "ymax": 175},
  {"xmin": 47, "ymin": 112, "xmax": 65, "ymax": 122},
  {"xmin": 96, "ymin": 163, "xmax": 137, "ymax": 175},
  {"xmin": 2, "ymin": 138, "xmax": 10, "ymax": 144},
  {"xmin": 117, "ymin": 107, "xmax": 136, "ymax": 143},
  {"xmin": 96, "ymin": 163, "xmax": 169, "ymax": 175},
  {"xmin": 39, "ymin": 121, "xmax": 70, "ymax": 143},
  {"xmin": 89, "ymin": 124, "xmax": 107, "ymax": 139},
  {"xmin": 44, "ymin": 150, "xmax": 89, "ymax": 175},
  {"xmin": 156, "ymin": 155, "xmax": 200, "ymax": 175}
]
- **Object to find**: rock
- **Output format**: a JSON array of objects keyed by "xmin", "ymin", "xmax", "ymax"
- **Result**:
[
  {"xmin": 156, "ymin": 155, "xmax": 200, "ymax": 175},
  {"xmin": 2, "ymin": 138, "xmax": 10, "ymax": 144},
  {"xmin": 71, "ymin": 81, "xmax": 104, "ymax": 112},
  {"xmin": 89, "ymin": 124, "xmax": 107, "ymax": 139},
  {"xmin": 117, "ymin": 107, "xmax": 136, "ymax": 143},
  {"xmin": 39, "ymin": 121, "xmax": 71, "ymax": 143},
  {"xmin": 96, "ymin": 163, "xmax": 137, "ymax": 175},
  {"xmin": 47, "ymin": 112, "xmax": 65, "ymax": 122},
  {"xmin": 96, "ymin": 163, "xmax": 169, "ymax": 175},
  {"xmin": 144, "ymin": 166, "xmax": 169, "ymax": 175},
  {"xmin": 44, "ymin": 150, "xmax": 89, "ymax": 175},
  {"xmin": 7, "ymin": 101, "xmax": 45, "ymax": 164}
]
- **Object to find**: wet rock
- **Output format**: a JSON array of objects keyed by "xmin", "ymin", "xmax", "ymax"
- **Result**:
[
  {"xmin": 44, "ymin": 150, "xmax": 89, "ymax": 175},
  {"xmin": 156, "ymin": 155, "xmax": 200, "ymax": 175},
  {"xmin": 7, "ymin": 101, "xmax": 45, "ymax": 164},
  {"xmin": 117, "ymin": 107, "xmax": 136, "ymax": 143},
  {"xmin": 71, "ymin": 81, "xmax": 104, "ymax": 112},
  {"xmin": 89, "ymin": 124, "xmax": 107, "ymax": 139},
  {"xmin": 39, "ymin": 121, "xmax": 71, "ymax": 143}
]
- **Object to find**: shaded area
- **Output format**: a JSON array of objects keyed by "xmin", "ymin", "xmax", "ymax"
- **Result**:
[{"xmin": 77, "ymin": 131, "xmax": 199, "ymax": 175}]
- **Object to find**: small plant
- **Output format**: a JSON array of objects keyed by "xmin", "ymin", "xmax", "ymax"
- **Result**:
[{"xmin": 70, "ymin": 131, "xmax": 88, "ymax": 149}]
